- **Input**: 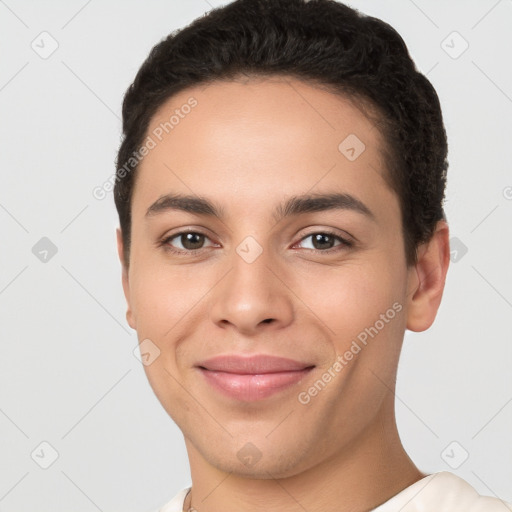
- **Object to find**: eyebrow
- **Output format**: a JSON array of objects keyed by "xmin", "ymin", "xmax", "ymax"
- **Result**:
[{"xmin": 145, "ymin": 192, "xmax": 376, "ymax": 223}]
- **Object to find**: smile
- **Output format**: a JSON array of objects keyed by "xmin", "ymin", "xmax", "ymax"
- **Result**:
[{"xmin": 196, "ymin": 354, "xmax": 315, "ymax": 401}]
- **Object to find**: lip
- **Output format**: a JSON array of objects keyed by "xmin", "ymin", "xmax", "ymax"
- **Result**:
[
  {"xmin": 196, "ymin": 354, "xmax": 315, "ymax": 401},
  {"xmin": 197, "ymin": 354, "xmax": 314, "ymax": 373}
]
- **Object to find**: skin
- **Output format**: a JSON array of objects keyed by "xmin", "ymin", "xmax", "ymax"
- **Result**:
[{"xmin": 117, "ymin": 76, "xmax": 450, "ymax": 512}]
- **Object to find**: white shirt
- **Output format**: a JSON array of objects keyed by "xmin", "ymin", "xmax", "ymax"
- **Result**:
[{"xmin": 152, "ymin": 472, "xmax": 511, "ymax": 512}]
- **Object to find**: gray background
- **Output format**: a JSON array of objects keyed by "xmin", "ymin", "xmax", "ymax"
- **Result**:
[{"xmin": 0, "ymin": 0, "xmax": 511, "ymax": 510}]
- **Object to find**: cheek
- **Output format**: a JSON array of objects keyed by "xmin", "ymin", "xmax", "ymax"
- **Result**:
[
  {"xmin": 129, "ymin": 265, "xmax": 203, "ymax": 418},
  {"xmin": 129, "ymin": 256, "xmax": 222, "ymax": 352},
  {"xmin": 292, "ymin": 257, "xmax": 404, "ymax": 346},
  {"xmin": 130, "ymin": 268, "xmax": 193, "ymax": 336}
]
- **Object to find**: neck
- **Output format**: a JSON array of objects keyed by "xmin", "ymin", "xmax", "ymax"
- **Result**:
[{"xmin": 183, "ymin": 396, "xmax": 425, "ymax": 512}]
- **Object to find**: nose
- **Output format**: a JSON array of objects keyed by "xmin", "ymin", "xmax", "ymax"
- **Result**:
[{"xmin": 209, "ymin": 243, "xmax": 294, "ymax": 336}]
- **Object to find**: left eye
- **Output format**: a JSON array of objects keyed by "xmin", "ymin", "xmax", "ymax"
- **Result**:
[{"xmin": 295, "ymin": 232, "xmax": 352, "ymax": 251}]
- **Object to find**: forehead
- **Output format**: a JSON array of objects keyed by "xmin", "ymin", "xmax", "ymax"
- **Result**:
[{"xmin": 132, "ymin": 76, "xmax": 396, "ymax": 221}]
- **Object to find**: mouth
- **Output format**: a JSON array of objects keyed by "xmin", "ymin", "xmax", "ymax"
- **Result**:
[{"xmin": 196, "ymin": 354, "xmax": 315, "ymax": 401}]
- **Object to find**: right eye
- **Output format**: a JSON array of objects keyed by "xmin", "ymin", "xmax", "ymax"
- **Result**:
[{"xmin": 160, "ymin": 231, "xmax": 217, "ymax": 254}]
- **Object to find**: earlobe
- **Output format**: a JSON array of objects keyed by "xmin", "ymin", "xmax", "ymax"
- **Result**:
[
  {"xmin": 406, "ymin": 220, "xmax": 450, "ymax": 332},
  {"xmin": 116, "ymin": 228, "xmax": 136, "ymax": 330}
]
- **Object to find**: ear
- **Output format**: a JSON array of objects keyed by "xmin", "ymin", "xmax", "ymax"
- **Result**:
[
  {"xmin": 406, "ymin": 220, "xmax": 450, "ymax": 332},
  {"xmin": 116, "ymin": 228, "xmax": 136, "ymax": 330}
]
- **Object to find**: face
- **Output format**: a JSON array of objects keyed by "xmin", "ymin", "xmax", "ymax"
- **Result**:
[{"xmin": 118, "ymin": 76, "xmax": 428, "ymax": 478}]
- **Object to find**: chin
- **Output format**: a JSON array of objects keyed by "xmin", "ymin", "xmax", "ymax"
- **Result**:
[{"xmin": 198, "ymin": 439, "xmax": 313, "ymax": 480}]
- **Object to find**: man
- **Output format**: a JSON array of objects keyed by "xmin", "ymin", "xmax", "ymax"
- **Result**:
[{"xmin": 113, "ymin": 0, "xmax": 511, "ymax": 510}]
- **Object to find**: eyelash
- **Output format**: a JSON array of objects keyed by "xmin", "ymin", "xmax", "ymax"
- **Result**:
[{"xmin": 158, "ymin": 230, "xmax": 354, "ymax": 255}]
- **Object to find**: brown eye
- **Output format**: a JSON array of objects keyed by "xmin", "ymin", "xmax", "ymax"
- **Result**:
[
  {"xmin": 311, "ymin": 233, "xmax": 336, "ymax": 250},
  {"xmin": 296, "ymin": 231, "xmax": 353, "ymax": 252},
  {"xmin": 162, "ymin": 231, "xmax": 214, "ymax": 253},
  {"xmin": 178, "ymin": 232, "xmax": 205, "ymax": 250}
]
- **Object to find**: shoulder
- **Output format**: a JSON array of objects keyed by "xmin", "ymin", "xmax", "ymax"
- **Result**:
[
  {"xmin": 372, "ymin": 472, "xmax": 511, "ymax": 512},
  {"xmin": 433, "ymin": 472, "xmax": 511, "ymax": 512},
  {"xmin": 150, "ymin": 486, "xmax": 191, "ymax": 512}
]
